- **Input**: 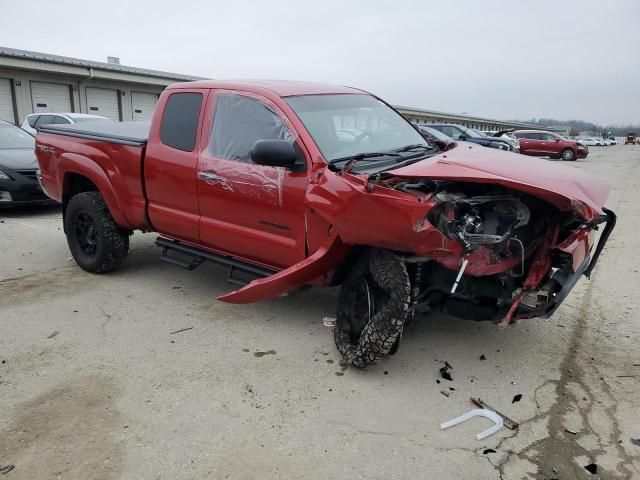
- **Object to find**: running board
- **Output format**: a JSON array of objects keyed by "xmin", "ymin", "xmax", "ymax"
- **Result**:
[{"xmin": 156, "ymin": 237, "xmax": 276, "ymax": 286}]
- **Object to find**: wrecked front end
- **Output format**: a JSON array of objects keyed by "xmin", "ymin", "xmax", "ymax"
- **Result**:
[
  {"xmin": 315, "ymin": 158, "xmax": 615, "ymax": 327},
  {"xmin": 386, "ymin": 177, "xmax": 615, "ymax": 325}
]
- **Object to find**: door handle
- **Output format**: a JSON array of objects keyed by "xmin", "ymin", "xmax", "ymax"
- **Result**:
[{"xmin": 198, "ymin": 171, "xmax": 223, "ymax": 183}]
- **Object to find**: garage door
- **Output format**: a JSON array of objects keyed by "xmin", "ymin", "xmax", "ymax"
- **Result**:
[
  {"xmin": 31, "ymin": 81, "xmax": 72, "ymax": 113},
  {"xmin": 131, "ymin": 92, "xmax": 159, "ymax": 121},
  {"xmin": 86, "ymin": 87, "xmax": 120, "ymax": 121},
  {"xmin": 0, "ymin": 79, "xmax": 15, "ymax": 123}
]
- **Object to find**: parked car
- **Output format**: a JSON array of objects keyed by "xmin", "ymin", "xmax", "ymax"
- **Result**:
[
  {"xmin": 0, "ymin": 120, "xmax": 56, "ymax": 207},
  {"xmin": 415, "ymin": 124, "xmax": 456, "ymax": 150},
  {"xmin": 624, "ymin": 133, "xmax": 636, "ymax": 145},
  {"xmin": 35, "ymin": 80, "xmax": 615, "ymax": 368},
  {"xmin": 427, "ymin": 124, "xmax": 517, "ymax": 152},
  {"xmin": 21, "ymin": 113, "xmax": 110, "ymax": 136},
  {"xmin": 513, "ymin": 130, "xmax": 588, "ymax": 161},
  {"xmin": 491, "ymin": 129, "xmax": 521, "ymax": 152},
  {"xmin": 575, "ymin": 137, "xmax": 597, "ymax": 146}
]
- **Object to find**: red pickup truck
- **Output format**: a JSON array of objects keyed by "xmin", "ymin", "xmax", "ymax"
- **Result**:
[{"xmin": 35, "ymin": 80, "xmax": 615, "ymax": 368}]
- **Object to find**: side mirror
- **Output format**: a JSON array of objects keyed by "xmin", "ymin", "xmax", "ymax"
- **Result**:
[
  {"xmin": 555, "ymin": 138, "xmax": 561, "ymax": 142},
  {"xmin": 250, "ymin": 139, "xmax": 297, "ymax": 168},
  {"xmin": 458, "ymin": 135, "xmax": 467, "ymax": 141}
]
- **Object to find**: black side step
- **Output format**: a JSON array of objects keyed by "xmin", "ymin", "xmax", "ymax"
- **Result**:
[{"xmin": 156, "ymin": 237, "xmax": 276, "ymax": 285}]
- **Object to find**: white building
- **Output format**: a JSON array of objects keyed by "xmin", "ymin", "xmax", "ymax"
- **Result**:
[
  {"xmin": 1, "ymin": 46, "xmax": 539, "ymax": 132},
  {"xmin": 0, "ymin": 47, "xmax": 203, "ymax": 124}
]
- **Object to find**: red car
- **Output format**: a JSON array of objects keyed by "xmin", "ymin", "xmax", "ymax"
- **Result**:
[
  {"xmin": 513, "ymin": 130, "xmax": 588, "ymax": 161},
  {"xmin": 35, "ymin": 80, "xmax": 615, "ymax": 368}
]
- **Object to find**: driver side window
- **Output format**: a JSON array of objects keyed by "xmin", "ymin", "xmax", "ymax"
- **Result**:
[{"xmin": 209, "ymin": 94, "xmax": 292, "ymax": 163}]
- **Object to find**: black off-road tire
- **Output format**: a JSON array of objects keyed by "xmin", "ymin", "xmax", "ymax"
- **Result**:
[
  {"xmin": 561, "ymin": 148, "xmax": 576, "ymax": 161},
  {"xmin": 64, "ymin": 192, "xmax": 129, "ymax": 273},
  {"xmin": 334, "ymin": 249, "xmax": 411, "ymax": 368}
]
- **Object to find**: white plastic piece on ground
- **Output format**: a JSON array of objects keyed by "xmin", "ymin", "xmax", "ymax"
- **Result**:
[
  {"xmin": 450, "ymin": 258, "xmax": 469, "ymax": 294},
  {"xmin": 440, "ymin": 408, "xmax": 504, "ymax": 440},
  {"xmin": 323, "ymin": 317, "xmax": 336, "ymax": 328}
]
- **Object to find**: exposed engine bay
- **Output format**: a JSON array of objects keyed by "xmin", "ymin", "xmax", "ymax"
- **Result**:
[{"xmin": 382, "ymin": 178, "xmax": 595, "ymax": 324}]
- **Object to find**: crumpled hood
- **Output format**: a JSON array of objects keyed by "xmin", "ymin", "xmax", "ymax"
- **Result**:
[
  {"xmin": 388, "ymin": 143, "xmax": 609, "ymax": 219},
  {"xmin": 0, "ymin": 148, "xmax": 38, "ymax": 170}
]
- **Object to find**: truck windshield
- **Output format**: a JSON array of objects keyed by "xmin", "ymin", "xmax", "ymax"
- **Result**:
[
  {"xmin": 285, "ymin": 94, "xmax": 428, "ymax": 163},
  {"xmin": 0, "ymin": 124, "xmax": 35, "ymax": 149}
]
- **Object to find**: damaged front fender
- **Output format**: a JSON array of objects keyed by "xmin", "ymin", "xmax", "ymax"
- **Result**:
[{"xmin": 218, "ymin": 233, "xmax": 350, "ymax": 303}]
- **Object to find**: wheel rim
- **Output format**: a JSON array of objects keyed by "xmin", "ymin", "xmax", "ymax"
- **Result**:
[
  {"xmin": 75, "ymin": 211, "xmax": 98, "ymax": 256},
  {"xmin": 563, "ymin": 150, "xmax": 573, "ymax": 160}
]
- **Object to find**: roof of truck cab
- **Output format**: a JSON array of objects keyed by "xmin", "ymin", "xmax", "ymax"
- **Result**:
[{"xmin": 167, "ymin": 79, "xmax": 367, "ymax": 97}]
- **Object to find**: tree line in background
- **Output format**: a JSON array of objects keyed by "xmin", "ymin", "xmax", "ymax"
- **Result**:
[{"xmin": 511, "ymin": 118, "xmax": 639, "ymax": 136}]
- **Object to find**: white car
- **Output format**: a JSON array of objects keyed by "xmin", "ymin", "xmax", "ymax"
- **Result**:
[
  {"xmin": 21, "ymin": 113, "xmax": 110, "ymax": 136},
  {"xmin": 576, "ymin": 137, "xmax": 600, "ymax": 146}
]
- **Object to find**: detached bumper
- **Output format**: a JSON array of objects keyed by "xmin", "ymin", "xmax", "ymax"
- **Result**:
[{"xmin": 0, "ymin": 169, "xmax": 57, "ymax": 208}]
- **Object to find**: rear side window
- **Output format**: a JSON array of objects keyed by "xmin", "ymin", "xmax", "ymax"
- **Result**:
[
  {"xmin": 34, "ymin": 115, "xmax": 55, "ymax": 128},
  {"xmin": 26, "ymin": 115, "xmax": 39, "ymax": 128},
  {"xmin": 160, "ymin": 92, "xmax": 203, "ymax": 151},
  {"xmin": 53, "ymin": 116, "xmax": 71, "ymax": 124},
  {"xmin": 517, "ymin": 132, "xmax": 540, "ymax": 140}
]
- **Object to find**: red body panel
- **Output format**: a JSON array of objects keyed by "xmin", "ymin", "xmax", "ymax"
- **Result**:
[
  {"xmin": 388, "ymin": 144, "xmax": 608, "ymax": 220},
  {"xmin": 35, "ymin": 79, "xmax": 611, "ymax": 306},
  {"xmin": 36, "ymin": 132, "xmax": 148, "ymax": 230}
]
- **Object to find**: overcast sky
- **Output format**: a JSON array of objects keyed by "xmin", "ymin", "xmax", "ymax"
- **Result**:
[{"xmin": 2, "ymin": 0, "xmax": 639, "ymax": 125}]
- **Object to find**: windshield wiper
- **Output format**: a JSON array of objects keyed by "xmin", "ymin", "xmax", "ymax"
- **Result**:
[
  {"xmin": 329, "ymin": 151, "xmax": 402, "ymax": 165},
  {"xmin": 394, "ymin": 144, "xmax": 435, "ymax": 153}
]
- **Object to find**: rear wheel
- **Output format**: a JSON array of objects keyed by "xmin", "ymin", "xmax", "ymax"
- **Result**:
[
  {"xmin": 561, "ymin": 148, "xmax": 576, "ymax": 161},
  {"xmin": 334, "ymin": 249, "xmax": 411, "ymax": 368},
  {"xmin": 65, "ymin": 192, "xmax": 129, "ymax": 273}
]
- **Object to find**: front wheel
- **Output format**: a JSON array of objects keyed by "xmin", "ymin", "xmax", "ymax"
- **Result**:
[
  {"xmin": 65, "ymin": 192, "xmax": 129, "ymax": 273},
  {"xmin": 334, "ymin": 249, "xmax": 411, "ymax": 368},
  {"xmin": 561, "ymin": 148, "xmax": 576, "ymax": 161}
]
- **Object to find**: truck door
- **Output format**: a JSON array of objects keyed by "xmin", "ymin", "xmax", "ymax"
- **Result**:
[
  {"xmin": 196, "ymin": 91, "xmax": 309, "ymax": 269},
  {"xmin": 144, "ymin": 89, "xmax": 207, "ymax": 243}
]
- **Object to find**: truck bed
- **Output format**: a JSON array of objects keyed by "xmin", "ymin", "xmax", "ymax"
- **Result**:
[{"xmin": 38, "ymin": 120, "xmax": 150, "ymax": 147}]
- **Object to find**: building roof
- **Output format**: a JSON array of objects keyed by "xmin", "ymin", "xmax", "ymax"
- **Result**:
[
  {"xmin": 394, "ymin": 104, "xmax": 538, "ymax": 129},
  {"xmin": 170, "ymin": 79, "xmax": 364, "ymax": 97},
  {"xmin": 0, "ymin": 46, "xmax": 204, "ymax": 82}
]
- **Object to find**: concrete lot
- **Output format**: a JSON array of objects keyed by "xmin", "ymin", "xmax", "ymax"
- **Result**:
[{"xmin": 1, "ymin": 146, "xmax": 639, "ymax": 479}]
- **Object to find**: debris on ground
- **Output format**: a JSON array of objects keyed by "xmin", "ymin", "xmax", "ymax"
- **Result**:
[
  {"xmin": 512, "ymin": 394, "xmax": 523, "ymax": 403},
  {"xmin": 439, "ymin": 361, "xmax": 453, "ymax": 381},
  {"xmin": 47, "ymin": 330, "xmax": 59, "ymax": 338},
  {"xmin": 482, "ymin": 448, "xmax": 496, "ymax": 454},
  {"xmin": 440, "ymin": 390, "xmax": 450, "ymax": 397},
  {"xmin": 631, "ymin": 437, "xmax": 640, "ymax": 446},
  {"xmin": 441, "ymin": 408, "xmax": 503, "ymax": 440},
  {"xmin": 169, "ymin": 327, "xmax": 193, "ymax": 335},
  {"xmin": 322, "ymin": 317, "xmax": 336, "ymax": 328},
  {"xmin": 565, "ymin": 428, "xmax": 578, "ymax": 435},
  {"xmin": 479, "ymin": 354, "xmax": 486, "ymax": 361},
  {"xmin": 584, "ymin": 463, "xmax": 598, "ymax": 474},
  {"xmin": 470, "ymin": 397, "xmax": 519, "ymax": 430},
  {"xmin": 0, "ymin": 464, "xmax": 14, "ymax": 475}
]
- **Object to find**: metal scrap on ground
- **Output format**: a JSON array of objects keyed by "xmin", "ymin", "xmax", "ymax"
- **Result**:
[
  {"xmin": 170, "ymin": 327, "xmax": 194, "ymax": 335},
  {"xmin": 0, "ymin": 464, "xmax": 14, "ymax": 475},
  {"xmin": 470, "ymin": 397, "xmax": 519, "ymax": 430}
]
